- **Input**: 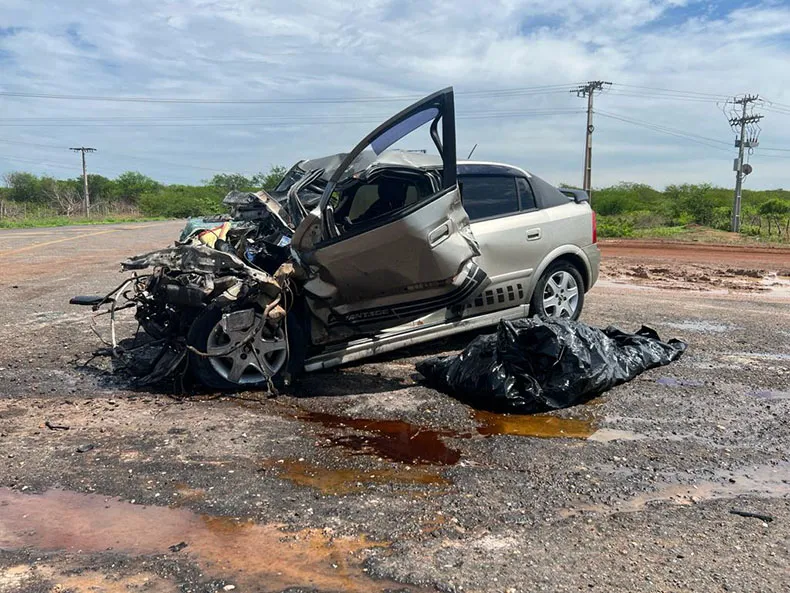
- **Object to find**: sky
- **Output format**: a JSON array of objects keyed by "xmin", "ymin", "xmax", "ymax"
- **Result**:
[{"xmin": 1, "ymin": 0, "xmax": 790, "ymax": 190}]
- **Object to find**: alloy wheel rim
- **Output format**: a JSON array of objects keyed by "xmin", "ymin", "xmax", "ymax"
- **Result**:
[{"xmin": 542, "ymin": 271, "xmax": 579, "ymax": 318}]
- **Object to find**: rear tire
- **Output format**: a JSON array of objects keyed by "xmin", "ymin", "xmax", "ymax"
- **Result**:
[{"xmin": 529, "ymin": 261, "xmax": 585, "ymax": 321}]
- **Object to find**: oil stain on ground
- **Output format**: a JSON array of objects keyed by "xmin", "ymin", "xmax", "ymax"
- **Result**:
[
  {"xmin": 260, "ymin": 458, "xmax": 450, "ymax": 495},
  {"xmin": 293, "ymin": 408, "xmax": 462, "ymax": 465},
  {"xmin": 0, "ymin": 488, "xmax": 416, "ymax": 593},
  {"xmin": 474, "ymin": 410, "xmax": 596, "ymax": 438}
]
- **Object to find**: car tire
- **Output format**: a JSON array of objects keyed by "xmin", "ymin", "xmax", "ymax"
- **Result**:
[
  {"xmin": 529, "ymin": 261, "xmax": 585, "ymax": 321},
  {"xmin": 187, "ymin": 305, "xmax": 306, "ymax": 391}
]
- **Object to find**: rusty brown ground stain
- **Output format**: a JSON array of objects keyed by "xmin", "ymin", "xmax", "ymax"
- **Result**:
[
  {"xmin": 0, "ymin": 488, "xmax": 412, "ymax": 593},
  {"xmin": 0, "ymin": 564, "xmax": 172, "ymax": 593},
  {"xmin": 261, "ymin": 458, "xmax": 450, "ymax": 495},
  {"xmin": 294, "ymin": 409, "xmax": 462, "ymax": 465},
  {"xmin": 474, "ymin": 410, "xmax": 596, "ymax": 438}
]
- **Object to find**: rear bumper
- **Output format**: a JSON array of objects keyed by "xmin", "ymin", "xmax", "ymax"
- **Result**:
[{"xmin": 583, "ymin": 243, "xmax": 601, "ymax": 290}]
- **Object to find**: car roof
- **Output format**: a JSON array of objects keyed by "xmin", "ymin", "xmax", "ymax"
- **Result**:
[{"xmin": 457, "ymin": 160, "xmax": 531, "ymax": 178}]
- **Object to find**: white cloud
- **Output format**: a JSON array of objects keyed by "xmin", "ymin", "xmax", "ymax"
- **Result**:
[{"xmin": 0, "ymin": 0, "xmax": 788, "ymax": 189}]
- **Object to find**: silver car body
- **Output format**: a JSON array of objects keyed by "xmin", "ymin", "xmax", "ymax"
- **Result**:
[
  {"xmin": 99, "ymin": 88, "xmax": 599, "ymax": 388},
  {"xmin": 298, "ymin": 155, "xmax": 600, "ymax": 371}
]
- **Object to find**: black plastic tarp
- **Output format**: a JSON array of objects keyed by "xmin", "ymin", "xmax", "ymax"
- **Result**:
[{"xmin": 416, "ymin": 317, "xmax": 687, "ymax": 413}]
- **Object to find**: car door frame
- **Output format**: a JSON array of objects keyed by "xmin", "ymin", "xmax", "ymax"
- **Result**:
[{"xmin": 315, "ymin": 87, "xmax": 457, "ymax": 245}]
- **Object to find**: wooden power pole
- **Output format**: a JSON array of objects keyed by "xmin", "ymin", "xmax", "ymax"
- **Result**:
[
  {"xmin": 727, "ymin": 96, "xmax": 762, "ymax": 232},
  {"xmin": 572, "ymin": 81, "xmax": 611, "ymax": 197},
  {"xmin": 69, "ymin": 146, "xmax": 97, "ymax": 214}
]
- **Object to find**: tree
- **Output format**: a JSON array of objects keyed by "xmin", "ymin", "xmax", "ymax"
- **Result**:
[
  {"xmin": 3, "ymin": 171, "xmax": 44, "ymax": 203},
  {"xmin": 40, "ymin": 177, "xmax": 82, "ymax": 215},
  {"xmin": 758, "ymin": 199, "xmax": 790, "ymax": 237},
  {"xmin": 252, "ymin": 165, "xmax": 287, "ymax": 190},
  {"xmin": 666, "ymin": 183, "xmax": 722, "ymax": 226},
  {"xmin": 113, "ymin": 171, "xmax": 161, "ymax": 204},
  {"xmin": 207, "ymin": 173, "xmax": 252, "ymax": 192}
]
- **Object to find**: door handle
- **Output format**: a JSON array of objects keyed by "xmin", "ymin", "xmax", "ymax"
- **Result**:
[
  {"xmin": 526, "ymin": 228, "xmax": 542, "ymax": 241},
  {"xmin": 428, "ymin": 222, "xmax": 451, "ymax": 247}
]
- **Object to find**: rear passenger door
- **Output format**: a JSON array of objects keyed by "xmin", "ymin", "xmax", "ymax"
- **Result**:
[{"xmin": 460, "ymin": 173, "xmax": 553, "ymax": 313}]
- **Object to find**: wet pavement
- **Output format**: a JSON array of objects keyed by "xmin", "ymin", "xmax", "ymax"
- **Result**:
[{"xmin": 1, "ymin": 223, "xmax": 789, "ymax": 592}]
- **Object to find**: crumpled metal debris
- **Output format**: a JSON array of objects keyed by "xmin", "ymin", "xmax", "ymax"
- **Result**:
[
  {"xmin": 416, "ymin": 317, "xmax": 688, "ymax": 413},
  {"xmin": 75, "ymin": 190, "xmax": 299, "ymax": 388}
]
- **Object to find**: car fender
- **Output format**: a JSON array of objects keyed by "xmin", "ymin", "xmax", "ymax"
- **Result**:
[{"xmin": 526, "ymin": 244, "xmax": 592, "ymax": 299}]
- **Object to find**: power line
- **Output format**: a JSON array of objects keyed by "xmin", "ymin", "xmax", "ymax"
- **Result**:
[
  {"xmin": 613, "ymin": 83, "xmax": 731, "ymax": 99},
  {"xmin": 0, "ymin": 109, "xmax": 586, "ymax": 128},
  {"xmin": 0, "ymin": 83, "xmax": 581, "ymax": 105},
  {"xmin": 0, "ymin": 108, "xmax": 583, "ymax": 124},
  {"xmin": 607, "ymin": 91, "xmax": 722, "ymax": 104},
  {"xmin": 595, "ymin": 110, "xmax": 732, "ymax": 152},
  {"xmin": 0, "ymin": 154, "xmax": 76, "ymax": 171},
  {"xmin": 0, "ymin": 138, "xmax": 258, "ymax": 175}
]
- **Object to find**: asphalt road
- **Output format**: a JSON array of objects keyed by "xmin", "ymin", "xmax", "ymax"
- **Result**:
[{"xmin": 0, "ymin": 223, "xmax": 789, "ymax": 593}]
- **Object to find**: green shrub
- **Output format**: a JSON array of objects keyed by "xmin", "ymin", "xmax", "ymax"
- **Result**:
[
  {"xmin": 138, "ymin": 186, "xmax": 225, "ymax": 218},
  {"xmin": 597, "ymin": 216, "xmax": 634, "ymax": 238}
]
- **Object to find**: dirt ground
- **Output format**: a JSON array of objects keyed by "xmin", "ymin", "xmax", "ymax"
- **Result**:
[{"xmin": 1, "ymin": 223, "xmax": 789, "ymax": 593}]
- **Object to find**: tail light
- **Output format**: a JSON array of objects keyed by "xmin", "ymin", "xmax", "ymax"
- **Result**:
[{"xmin": 591, "ymin": 210, "xmax": 597, "ymax": 243}]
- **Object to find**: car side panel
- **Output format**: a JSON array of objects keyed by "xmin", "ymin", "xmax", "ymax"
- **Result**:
[
  {"xmin": 461, "ymin": 200, "xmax": 595, "ymax": 316},
  {"xmin": 521, "ymin": 201, "xmax": 595, "ymax": 295}
]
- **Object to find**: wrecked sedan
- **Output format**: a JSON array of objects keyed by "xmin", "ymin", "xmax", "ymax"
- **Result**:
[{"xmin": 75, "ymin": 88, "xmax": 600, "ymax": 389}]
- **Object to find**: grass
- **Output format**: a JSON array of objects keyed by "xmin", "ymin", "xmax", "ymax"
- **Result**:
[
  {"xmin": 0, "ymin": 215, "xmax": 169, "ymax": 229},
  {"xmin": 602, "ymin": 221, "xmax": 790, "ymax": 246}
]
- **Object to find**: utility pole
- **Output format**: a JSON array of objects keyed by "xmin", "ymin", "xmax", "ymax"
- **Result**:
[
  {"xmin": 572, "ymin": 81, "xmax": 611, "ymax": 196},
  {"xmin": 727, "ymin": 96, "xmax": 762, "ymax": 232},
  {"xmin": 69, "ymin": 146, "xmax": 97, "ymax": 215}
]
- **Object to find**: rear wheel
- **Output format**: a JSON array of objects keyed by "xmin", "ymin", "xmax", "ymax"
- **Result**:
[
  {"xmin": 188, "ymin": 306, "xmax": 304, "ymax": 390},
  {"xmin": 529, "ymin": 261, "xmax": 584, "ymax": 320}
]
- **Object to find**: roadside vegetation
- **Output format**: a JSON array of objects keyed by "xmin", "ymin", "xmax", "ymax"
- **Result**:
[
  {"xmin": 2, "ymin": 168, "xmax": 789, "ymax": 243},
  {"xmin": 0, "ymin": 167, "xmax": 285, "ymax": 228},
  {"xmin": 583, "ymin": 182, "xmax": 790, "ymax": 243}
]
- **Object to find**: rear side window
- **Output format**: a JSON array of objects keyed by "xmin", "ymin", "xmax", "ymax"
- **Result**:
[
  {"xmin": 530, "ymin": 174, "xmax": 572, "ymax": 208},
  {"xmin": 459, "ymin": 175, "xmax": 519, "ymax": 221},
  {"xmin": 516, "ymin": 177, "xmax": 537, "ymax": 210}
]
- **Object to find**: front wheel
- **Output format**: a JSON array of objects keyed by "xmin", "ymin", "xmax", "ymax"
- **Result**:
[
  {"xmin": 187, "ymin": 306, "xmax": 304, "ymax": 390},
  {"xmin": 529, "ymin": 262, "xmax": 585, "ymax": 321}
]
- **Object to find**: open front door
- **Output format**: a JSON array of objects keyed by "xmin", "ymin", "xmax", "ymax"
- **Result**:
[{"xmin": 292, "ymin": 88, "xmax": 488, "ymax": 341}]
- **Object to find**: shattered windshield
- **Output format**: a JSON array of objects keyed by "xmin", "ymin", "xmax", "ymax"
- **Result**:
[{"xmin": 273, "ymin": 165, "xmax": 305, "ymax": 193}]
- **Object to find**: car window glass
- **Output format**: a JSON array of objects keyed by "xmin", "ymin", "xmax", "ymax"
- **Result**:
[
  {"xmin": 530, "ymin": 174, "xmax": 570, "ymax": 208},
  {"xmin": 370, "ymin": 108, "xmax": 439, "ymax": 155},
  {"xmin": 342, "ymin": 176, "xmax": 433, "ymax": 228},
  {"xmin": 516, "ymin": 177, "xmax": 537, "ymax": 210},
  {"xmin": 348, "ymin": 184, "xmax": 380, "ymax": 220},
  {"xmin": 458, "ymin": 175, "xmax": 518, "ymax": 221}
]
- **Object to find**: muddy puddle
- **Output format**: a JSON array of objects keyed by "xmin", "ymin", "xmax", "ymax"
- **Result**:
[
  {"xmin": 0, "ymin": 488, "xmax": 413, "ymax": 593},
  {"xmin": 474, "ymin": 410, "xmax": 596, "ymax": 438},
  {"xmin": 600, "ymin": 261, "xmax": 790, "ymax": 296},
  {"xmin": 656, "ymin": 376, "xmax": 705, "ymax": 387},
  {"xmin": 665, "ymin": 320, "xmax": 735, "ymax": 334},
  {"xmin": 293, "ymin": 409, "xmax": 462, "ymax": 465},
  {"xmin": 261, "ymin": 458, "xmax": 449, "ymax": 495},
  {"xmin": 263, "ymin": 407, "xmax": 611, "ymax": 495},
  {"xmin": 562, "ymin": 463, "xmax": 790, "ymax": 517},
  {"xmin": 747, "ymin": 389, "xmax": 790, "ymax": 400}
]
